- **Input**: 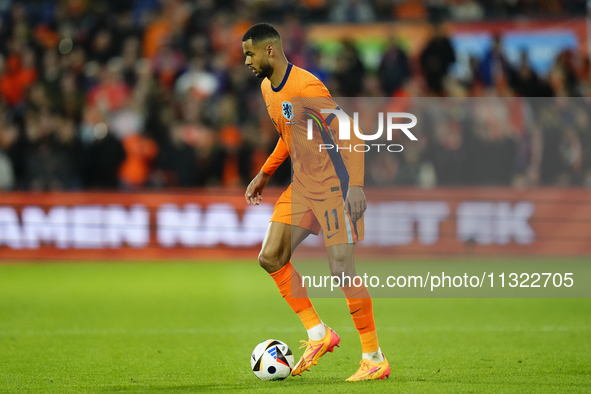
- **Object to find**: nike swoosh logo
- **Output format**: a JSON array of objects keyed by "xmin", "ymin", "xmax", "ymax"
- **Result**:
[
  {"xmin": 357, "ymin": 366, "xmax": 382, "ymax": 379},
  {"xmin": 266, "ymin": 104, "xmax": 270, "ymax": 108},
  {"xmin": 327, "ymin": 232, "xmax": 339, "ymax": 239},
  {"xmin": 350, "ymin": 308, "xmax": 362, "ymax": 315},
  {"xmin": 300, "ymin": 343, "xmax": 323, "ymax": 368}
]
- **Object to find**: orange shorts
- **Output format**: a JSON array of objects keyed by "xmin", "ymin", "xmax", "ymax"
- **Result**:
[{"xmin": 270, "ymin": 185, "xmax": 364, "ymax": 247}]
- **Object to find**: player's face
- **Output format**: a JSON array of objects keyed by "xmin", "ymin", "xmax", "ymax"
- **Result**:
[{"xmin": 243, "ymin": 39, "xmax": 272, "ymax": 79}]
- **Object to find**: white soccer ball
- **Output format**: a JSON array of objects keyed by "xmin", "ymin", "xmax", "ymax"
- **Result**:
[{"xmin": 250, "ymin": 339, "xmax": 294, "ymax": 381}]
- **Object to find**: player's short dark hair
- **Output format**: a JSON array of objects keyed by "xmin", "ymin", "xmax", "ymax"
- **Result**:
[{"xmin": 242, "ymin": 23, "xmax": 281, "ymax": 44}]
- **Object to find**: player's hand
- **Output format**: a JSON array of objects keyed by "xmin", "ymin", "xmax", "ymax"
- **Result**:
[
  {"xmin": 245, "ymin": 171, "xmax": 270, "ymax": 205},
  {"xmin": 344, "ymin": 186, "xmax": 366, "ymax": 222}
]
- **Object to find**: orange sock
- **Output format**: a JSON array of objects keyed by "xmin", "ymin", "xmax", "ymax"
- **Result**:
[
  {"xmin": 342, "ymin": 284, "xmax": 380, "ymax": 353},
  {"xmin": 270, "ymin": 262, "xmax": 322, "ymax": 330}
]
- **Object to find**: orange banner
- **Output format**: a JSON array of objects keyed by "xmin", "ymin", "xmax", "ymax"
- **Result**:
[{"xmin": 1, "ymin": 188, "xmax": 590, "ymax": 261}]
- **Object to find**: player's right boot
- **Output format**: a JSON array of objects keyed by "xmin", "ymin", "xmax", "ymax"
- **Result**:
[{"xmin": 291, "ymin": 324, "xmax": 340, "ymax": 376}]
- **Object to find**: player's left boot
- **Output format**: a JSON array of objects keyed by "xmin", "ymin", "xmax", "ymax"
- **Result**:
[
  {"xmin": 291, "ymin": 324, "xmax": 340, "ymax": 376},
  {"xmin": 345, "ymin": 353, "xmax": 390, "ymax": 381}
]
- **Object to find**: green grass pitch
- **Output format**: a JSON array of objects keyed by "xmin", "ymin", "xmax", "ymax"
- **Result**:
[{"xmin": 0, "ymin": 261, "xmax": 590, "ymax": 393}]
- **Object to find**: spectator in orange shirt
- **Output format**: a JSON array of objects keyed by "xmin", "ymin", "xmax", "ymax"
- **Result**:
[
  {"xmin": 118, "ymin": 132, "xmax": 159, "ymax": 188},
  {"xmin": 0, "ymin": 48, "xmax": 38, "ymax": 107}
]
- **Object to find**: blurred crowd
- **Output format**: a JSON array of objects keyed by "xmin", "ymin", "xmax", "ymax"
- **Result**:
[
  {"xmin": 0, "ymin": 0, "xmax": 589, "ymax": 191},
  {"xmin": 361, "ymin": 97, "xmax": 591, "ymax": 189}
]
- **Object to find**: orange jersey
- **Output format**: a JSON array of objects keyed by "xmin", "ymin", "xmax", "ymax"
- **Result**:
[{"xmin": 260, "ymin": 63, "xmax": 364, "ymax": 199}]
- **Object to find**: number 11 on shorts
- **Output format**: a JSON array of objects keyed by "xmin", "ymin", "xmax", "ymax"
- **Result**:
[{"xmin": 324, "ymin": 209, "xmax": 339, "ymax": 232}]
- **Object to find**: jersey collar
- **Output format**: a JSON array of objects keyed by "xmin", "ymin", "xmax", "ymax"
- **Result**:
[{"xmin": 271, "ymin": 63, "xmax": 293, "ymax": 92}]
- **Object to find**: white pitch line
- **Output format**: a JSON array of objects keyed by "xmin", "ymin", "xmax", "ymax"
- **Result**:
[{"xmin": 0, "ymin": 326, "xmax": 588, "ymax": 337}]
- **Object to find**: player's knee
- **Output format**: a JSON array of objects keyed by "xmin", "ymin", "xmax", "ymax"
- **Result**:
[
  {"xmin": 258, "ymin": 249, "xmax": 286, "ymax": 273},
  {"xmin": 329, "ymin": 248, "xmax": 350, "ymax": 266},
  {"xmin": 258, "ymin": 251, "xmax": 274, "ymax": 272},
  {"xmin": 330, "ymin": 262, "xmax": 355, "ymax": 278},
  {"xmin": 329, "ymin": 263, "xmax": 346, "ymax": 278},
  {"xmin": 329, "ymin": 252, "xmax": 355, "ymax": 277}
]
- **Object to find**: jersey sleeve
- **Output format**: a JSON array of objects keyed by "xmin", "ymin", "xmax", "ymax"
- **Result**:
[
  {"xmin": 261, "ymin": 137, "xmax": 289, "ymax": 176},
  {"xmin": 302, "ymin": 78, "xmax": 331, "ymax": 98}
]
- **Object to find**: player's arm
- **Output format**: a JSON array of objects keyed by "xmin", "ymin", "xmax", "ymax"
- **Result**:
[
  {"xmin": 344, "ymin": 119, "xmax": 366, "ymax": 221},
  {"xmin": 245, "ymin": 137, "xmax": 289, "ymax": 205},
  {"xmin": 302, "ymin": 78, "xmax": 367, "ymax": 220}
]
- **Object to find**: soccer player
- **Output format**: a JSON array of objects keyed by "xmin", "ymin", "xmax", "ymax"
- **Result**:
[{"xmin": 242, "ymin": 23, "xmax": 389, "ymax": 381}]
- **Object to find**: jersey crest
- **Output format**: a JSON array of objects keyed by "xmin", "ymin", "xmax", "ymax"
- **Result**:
[{"xmin": 281, "ymin": 101, "xmax": 293, "ymax": 120}]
